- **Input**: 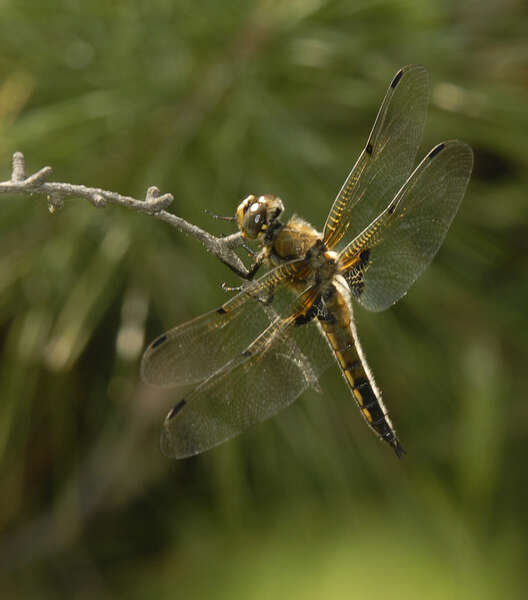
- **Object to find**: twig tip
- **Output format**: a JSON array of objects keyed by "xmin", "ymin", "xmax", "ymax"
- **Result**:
[
  {"xmin": 145, "ymin": 186, "xmax": 173, "ymax": 212},
  {"xmin": 25, "ymin": 166, "xmax": 53, "ymax": 185},
  {"xmin": 11, "ymin": 152, "xmax": 26, "ymax": 182}
]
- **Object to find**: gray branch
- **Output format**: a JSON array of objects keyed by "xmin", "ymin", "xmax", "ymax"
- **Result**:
[{"xmin": 1, "ymin": 151, "xmax": 250, "ymax": 276}]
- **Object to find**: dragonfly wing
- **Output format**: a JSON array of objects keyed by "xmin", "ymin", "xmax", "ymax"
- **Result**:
[
  {"xmin": 160, "ymin": 288, "xmax": 334, "ymax": 458},
  {"xmin": 140, "ymin": 259, "xmax": 308, "ymax": 390},
  {"xmin": 341, "ymin": 140, "xmax": 473, "ymax": 312},
  {"xmin": 323, "ymin": 65, "xmax": 430, "ymax": 249}
]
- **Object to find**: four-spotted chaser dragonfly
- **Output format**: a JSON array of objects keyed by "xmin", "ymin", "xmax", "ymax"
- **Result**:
[{"xmin": 141, "ymin": 65, "xmax": 473, "ymax": 459}]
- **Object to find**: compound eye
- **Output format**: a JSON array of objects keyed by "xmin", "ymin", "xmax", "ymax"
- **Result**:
[{"xmin": 242, "ymin": 202, "xmax": 267, "ymax": 238}]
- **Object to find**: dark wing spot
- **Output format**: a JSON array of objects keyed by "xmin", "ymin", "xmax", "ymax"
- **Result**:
[
  {"xmin": 359, "ymin": 248, "xmax": 370, "ymax": 266},
  {"xmin": 167, "ymin": 399, "xmax": 187, "ymax": 420},
  {"xmin": 151, "ymin": 334, "xmax": 168, "ymax": 349},
  {"xmin": 391, "ymin": 69, "xmax": 403, "ymax": 89},
  {"xmin": 295, "ymin": 294, "xmax": 323, "ymax": 326},
  {"xmin": 295, "ymin": 311, "xmax": 315, "ymax": 326},
  {"xmin": 365, "ymin": 142, "xmax": 373, "ymax": 155},
  {"xmin": 428, "ymin": 143, "xmax": 445, "ymax": 159},
  {"xmin": 350, "ymin": 280, "xmax": 364, "ymax": 298},
  {"xmin": 346, "ymin": 250, "xmax": 371, "ymax": 299},
  {"xmin": 242, "ymin": 349, "xmax": 252, "ymax": 358},
  {"xmin": 388, "ymin": 202, "xmax": 397, "ymax": 215},
  {"xmin": 217, "ymin": 306, "xmax": 227, "ymax": 314}
]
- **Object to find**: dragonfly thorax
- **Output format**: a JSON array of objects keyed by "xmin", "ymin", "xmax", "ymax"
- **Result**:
[{"xmin": 305, "ymin": 239, "xmax": 338, "ymax": 285}]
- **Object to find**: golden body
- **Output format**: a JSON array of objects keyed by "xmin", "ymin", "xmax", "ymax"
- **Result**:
[
  {"xmin": 141, "ymin": 65, "xmax": 473, "ymax": 459},
  {"xmin": 236, "ymin": 195, "xmax": 400, "ymax": 454}
]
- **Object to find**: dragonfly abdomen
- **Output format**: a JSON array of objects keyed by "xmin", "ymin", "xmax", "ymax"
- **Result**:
[{"xmin": 320, "ymin": 280, "xmax": 405, "ymax": 457}]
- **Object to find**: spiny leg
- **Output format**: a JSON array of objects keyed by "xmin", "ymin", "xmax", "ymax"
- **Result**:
[
  {"xmin": 221, "ymin": 247, "xmax": 266, "ymax": 281},
  {"xmin": 203, "ymin": 208, "xmax": 236, "ymax": 222}
]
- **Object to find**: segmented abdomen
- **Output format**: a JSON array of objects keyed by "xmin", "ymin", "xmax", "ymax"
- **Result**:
[{"xmin": 320, "ymin": 281, "xmax": 405, "ymax": 457}]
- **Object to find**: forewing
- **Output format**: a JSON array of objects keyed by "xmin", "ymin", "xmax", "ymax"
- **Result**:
[
  {"xmin": 343, "ymin": 140, "xmax": 473, "ymax": 312},
  {"xmin": 140, "ymin": 259, "xmax": 308, "ymax": 390},
  {"xmin": 323, "ymin": 65, "xmax": 430, "ymax": 249},
  {"xmin": 160, "ymin": 290, "xmax": 334, "ymax": 458}
]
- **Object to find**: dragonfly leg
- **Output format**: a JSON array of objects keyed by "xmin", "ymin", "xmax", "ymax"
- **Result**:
[
  {"xmin": 203, "ymin": 208, "xmax": 236, "ymax": 221},
  {"xmin": 221, "ymin": 282, "xmax": 243, "ymax": 293},
  {"xmin": 241, "ymin": 243, "xmax": 257, "ymax": 257},
  {"xmin": 223, "ymin": 247, "xmax": 266, "ymax": 281},
  {"xmin": 221, "ymin": 278, "xmax": 273, "ymax": 305}
]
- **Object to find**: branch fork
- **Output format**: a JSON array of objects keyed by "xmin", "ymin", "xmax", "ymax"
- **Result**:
[{"xmin": 1, "ymin": 152, "xmax": 250, "ymax": 276}]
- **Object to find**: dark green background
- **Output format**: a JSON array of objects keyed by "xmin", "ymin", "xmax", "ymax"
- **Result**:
[{"xmin": 0, "ymin": 1, "xmax": 527, "ymax": 598}]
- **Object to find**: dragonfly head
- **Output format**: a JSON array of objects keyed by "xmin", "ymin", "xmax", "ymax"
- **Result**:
[{"xmin": 236, "ymin": 194, "xmax": 284, "ymax": 240}]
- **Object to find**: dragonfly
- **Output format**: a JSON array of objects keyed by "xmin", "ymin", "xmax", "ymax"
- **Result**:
[{"xmin": 141, "ymin": 65, "xmax": 473, "ymax": 459}]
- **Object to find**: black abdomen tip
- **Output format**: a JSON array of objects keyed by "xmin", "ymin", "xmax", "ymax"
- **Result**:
[
  {"xmin": 359, "ymin": 248, "xmax": 370, "ymax": 265},
  {"xmin": 393, "ymin": 439, "xmax": 406, "ymax": 459}
]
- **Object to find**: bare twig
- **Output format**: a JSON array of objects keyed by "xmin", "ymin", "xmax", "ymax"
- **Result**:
[{"xmin": 0, "ymin": 152, "xmax": 250, "ymax": 276}]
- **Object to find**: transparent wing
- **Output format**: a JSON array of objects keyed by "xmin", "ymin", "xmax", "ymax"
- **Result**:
[
  {"xmin": 141, "ymin": 258, "xmax": 308, "ymax": 390},
  {"xmin": 323, "ymin": 65, "xmax": 430, "ymax": 249},
  {"xmin": 339, "ymin": 140, "xmax": 473, "ymax": 312},
  {"xmin": 160, "ymin": 287, "xmax": 334, "ymax": 458}
]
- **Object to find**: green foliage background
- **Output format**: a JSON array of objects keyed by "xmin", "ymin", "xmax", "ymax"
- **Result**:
[{"xmin": 0, "ymin": 1, "xmax": 527, "ymax": 598}]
